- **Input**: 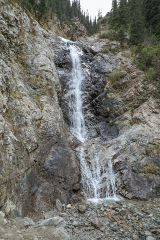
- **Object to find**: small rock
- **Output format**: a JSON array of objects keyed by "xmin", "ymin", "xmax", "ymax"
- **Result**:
[
  {"xmin": 132, "ymin": 234, "xmax": 139, "ymax": 240},
  {"xmin": 56, "ymin": 199, "xmax": 63, "ymax": 212},
  {"xmin": 90, "ymin": 218, "xmax": 102, "ymax": 230},
  {"xmin": 52, "ymin": 227, "xmax": 70, "ymax": 240},
  {"xmin": 59, "ymin": 213, "xmax": 67, "ymax": 217},
  {"xmin": 72, "ymin": 221, "xmax": 79, "ymax": 227},
  {"xmin": 146, "ymin": 237, "xmax": 156, "ymax": 240},
  {"xmin": 66, "ymin": 204, "xmax": 72, "ymax": 209},
  {"xmin": 36, "ymin": 217, "xmax": 65, "ymax": 228},
  {"xmin": 145, "ymin": 231, "xmax": 152, "ymax": 236},
  {"xmin": 23, "ymin": 217, "xmax": 35, "ymax": 227},
  {"xmin": 0, "ymin": 211, "xmax": 7, "ymax": 225},
  {"xmin": 78, "ymin": 205, "xmax": 87, "ymax": 213},
  {"xmin": 0, "ymin": 211, "xmax": 5, "ymax": 219}
]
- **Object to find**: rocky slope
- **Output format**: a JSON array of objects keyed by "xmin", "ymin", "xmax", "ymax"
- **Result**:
[{"xmin": 0, "ymin": 199, "xmax": 160, "ymax": 240}]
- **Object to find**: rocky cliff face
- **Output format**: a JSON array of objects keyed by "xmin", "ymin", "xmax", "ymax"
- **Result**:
[
  {"xmin": 0, "ymin": 0, "xmax": 79, "ymax": 216},
  {"xmin": 55, "ymin": 36, "xmax": 160, "ymax": 200},
  {"xmin": 80, "ymin": 37, "xmax": 160, "ymax": 200}
]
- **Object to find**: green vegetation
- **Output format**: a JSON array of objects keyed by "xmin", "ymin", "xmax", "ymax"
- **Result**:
[
  {"xmin": 144, "ymin": 164, "xmax": 160, "ymax": 175},
  {"xmin": 145, "ymin": 143, "xmax": 160, "ymax": 156},
  {"xmin": 108, "ymin": 69, "xmax": 127, "ymax": 84},
  {"xmin": 100, "ymin": 1, "xmax": 160, "ymax": 87},
  {"xmin": 145, "ymin": 68, "xmax": 158, "ymax": 81},
  {"xmin": 109, "ymin": 0, "xmax": 160, "ymax": 44},
  {"xmin": 19, "ymin": 0, "xmax": 97, "ymax": 34},
  {"xmin": 132, "ymin": 45, "xmax": 160, "ymax": 83}
]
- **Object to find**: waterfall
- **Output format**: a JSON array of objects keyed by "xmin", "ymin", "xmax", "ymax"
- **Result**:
[
  {"xmin": 62, "ymin": 38, "xmax": 117, "ymax": 203},
  {"xmin": 68, "ymin": 45, "xmax": 86, "ymax": 143}
]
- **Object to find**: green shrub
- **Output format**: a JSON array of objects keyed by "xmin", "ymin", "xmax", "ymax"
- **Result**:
[
  {"xmin": 99, "ymin": 30, "xmax": 117, "ymax": 41},
  {"xmin": 102, "ymin": 47, "xmax": 110, "ymax": 54},
  {"xmin": 145, "ymin": 143, "xmax": 160, "ymax": 156},
  {"xmin": 144, "ymin": 164, "xmax": 160, "ymax": 175},
  {"xmin": 145, "ymin": 68, "xmax": 158, "ymax": 81},
  {"xmin": 108, "ymin": 69, "xmax": 127, "ymax": 84},
  {"xmin": 136, "ymin": 45, "xmax": 160, "ymax": 70},
  {"xmin": 99, "ymin": 32, "xmax": 110, "ymax": 39}
]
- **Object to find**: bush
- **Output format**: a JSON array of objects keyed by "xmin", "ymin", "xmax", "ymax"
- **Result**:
[
  {"xmin": 108, "ymin": 69, "xmax": 127, "ymax": 84},
  {"xmin": 99, "ymin": 30, "xmax": 118, "ymax": 41},
  {"xmin": 145, "ymin": 143, "xmax": 160, "ymax": 156},
  {"xmin": 99, "ymin": 32, "xmax": 109, "ymax": 39},
  {"xmin": 145, "ymin": 68, "xmax": 158, "ymax": 81},
  {"xmin": 136, "ymin": 45, "xmax": 160, "ymax": 70},
  {"xmin": 144, "ymin": 164, "xmax": 160, "ymax": 175}
]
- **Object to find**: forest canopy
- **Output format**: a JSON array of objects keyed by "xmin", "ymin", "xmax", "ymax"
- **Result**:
[{"xmin": 19, "ymin": 0, "xmax": 97, "ymax": 33}]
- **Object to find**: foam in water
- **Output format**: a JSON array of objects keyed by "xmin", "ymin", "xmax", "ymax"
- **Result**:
[{"xmin": 62, "ymin": 39, "xmax": 117, "ymax": 203}]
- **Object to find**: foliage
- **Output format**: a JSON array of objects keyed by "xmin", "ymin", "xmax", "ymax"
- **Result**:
[
  {"xmin": 19, "ymin": 0, "xmax": 97, "ymax": 34},
  {"xmin": 144, "ymin": 164, "xmax": 160, "ymax": 175},
  {"xmin": 143, "ymin": 0, "xmax": 160, "ymax": 39},
  {"xmin": 145, "ymin": 143, "xmax": 160, "ymax": 156},
  {"xmin": 108, "ymin": 69, "xmax": 127, "ymax": 84},
  {"xmin": 132, "ymin": 45, "xmax": 160, "ymax": 85},
  {"xmin": 135, "ymin": 45, "xmax": 160, "ymax": 70},
  {"xmin": 107, "ymin": 0, "xmax": 160, "ymax": 45},
  {"xmin": 145, "ymin": 68, "xmax": 158, "ymax": 81}
]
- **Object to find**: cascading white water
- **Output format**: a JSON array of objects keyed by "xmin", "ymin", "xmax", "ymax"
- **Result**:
[
  {"xmin": 68, "ymin": 45, "xmax": 86, "ymax": 143},
  {"xmin": 64, "ymin": 40, "xmax": 117, "ymax": 203}
]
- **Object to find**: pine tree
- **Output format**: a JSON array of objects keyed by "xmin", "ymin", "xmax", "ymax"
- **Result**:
[
  {"xmin": 110, "ymin": 0, "xmax": 118, "ymax": 29},
  {"xmin": 19, "ymin": 0, "xmax": 97, "ymax": 34},
  {"xmin": 129, "ymin": 0, "xmax": 145, "ymax": 45},
  {"xmin": 119, "ymin": 0, "xmax": 128, "ymax": 28},
  {"xmin": 143, "ymin": 0, "xmax": 160, "ymax": 38},
  {"xmin": 117, "ymin": 0, "xmax": 128, "ymax": 44}
]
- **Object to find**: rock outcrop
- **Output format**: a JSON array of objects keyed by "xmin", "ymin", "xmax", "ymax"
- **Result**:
[
  {"xmin": 0, "ymin": 0, "xmax": 80, "ymax": 216},
  {"xmin": 80, "ymin": 37, "xmax": 160, "ymax": 200},
  {"xmin": 55, "ymin": 36, "xmax": 160, "ymax": 200}
]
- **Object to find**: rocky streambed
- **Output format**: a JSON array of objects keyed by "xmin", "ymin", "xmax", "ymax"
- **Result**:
[{"xmin": 0, "ymin": 198, "xmax": 160, "ymax": 240}]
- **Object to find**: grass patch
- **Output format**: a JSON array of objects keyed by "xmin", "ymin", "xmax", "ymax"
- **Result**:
[
  {"xmin": 108, "ymin": 69, "xmax": 127, "ymax": 84},
  {"xmin": 145, "ymin": 67, "xmax": 158, "ymax": 81},
  {"xmin": 144, "ymin": 164, "xmax": 160, "ymax": 175},
  {"xmin": 145, "ymin": 143, "xmax": 160, "ymax": 156}
]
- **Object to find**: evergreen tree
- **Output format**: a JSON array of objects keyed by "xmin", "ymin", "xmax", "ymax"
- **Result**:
[
  {"xmin": 20, "ymin": 0, "xmax": 98, "ymax": 34},
  {"xmin": 119, "ymin": 0, "xmax": 128, "ymax": 28},
  {"xmin": 117, "ymin": 0, "xmax": 128, "ymax": 44},
  {"xmin": 110, "ymin": 0, "xmax": 118, "ymax": 29},
  {"xmin": 143, "ymin": 0, "xmax": 160, "ymax": 38},
  {"xmin": 129, "ymin": 0, "xmax": 145, "ymax": 45}
]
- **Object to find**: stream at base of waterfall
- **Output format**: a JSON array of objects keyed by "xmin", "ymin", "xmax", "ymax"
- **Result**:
[{"xmin": 61, "ymin": 38, "xmax": 117, "ymax": 203}]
